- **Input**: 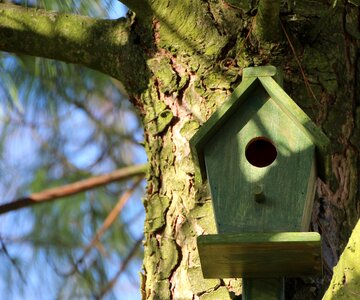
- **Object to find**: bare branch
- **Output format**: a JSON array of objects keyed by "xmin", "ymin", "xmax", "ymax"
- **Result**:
[{"xmin": 0, "ymin": 164, "xmax": 147, "ymax": 215}]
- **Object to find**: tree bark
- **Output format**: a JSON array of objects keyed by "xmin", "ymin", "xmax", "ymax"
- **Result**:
[
  {"xmin": 0, "ymin": 3, "xmax": 149, "ymax": 94},
  {"xmin": 130, "ymin": 1, "xmax": 360, "ymax": 299},
  {"xmin": 1, "ymin": 1, "xmax": 360, "ymax": 299},
  {"xmin": 254, "ymin": 0, "xmax": 281, "ymax": 42}
]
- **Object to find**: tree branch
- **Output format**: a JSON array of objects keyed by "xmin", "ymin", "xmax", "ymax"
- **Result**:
[
  {"xmin": 0, "ymin": 3, "xmax": 149, "ymax": 94},
  {"xmin": 66, "ymin": 177, "xmax": 143, "ymax": 276},
  {"xmin": 0, "ymin": 238, "xmax": 27, "ymax": 284},
  {"xmin": 254, "ymin": 0, "xmax": 281, "ymax": 42},
  {"xmin": 96, "ymin": 236, "xmax": 143, "ymax": 299},
  {"xmin": 0, "ymin": 164, "xmax": 147, "ymax": 215}
]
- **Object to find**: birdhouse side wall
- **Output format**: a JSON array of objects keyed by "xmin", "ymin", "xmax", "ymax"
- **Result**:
[{"xmin": 301, "ymin": 156, "xmax": 317, "ymax": 231}]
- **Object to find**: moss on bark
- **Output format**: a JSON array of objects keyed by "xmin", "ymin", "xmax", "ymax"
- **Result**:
[
  {"xmin": 323, "ymin": 220, "xmax": 360, "ymax": 299},
  {"xmin": 0, "ymin": 3, "xmax": 150, "ymax": 94}
]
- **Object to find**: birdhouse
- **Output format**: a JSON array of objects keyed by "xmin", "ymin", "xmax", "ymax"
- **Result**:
[{"xmin": 190, "ymin": 66, "xmax": 329, "ymax": 279}]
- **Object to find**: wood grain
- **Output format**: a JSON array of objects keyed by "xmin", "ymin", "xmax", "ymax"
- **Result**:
[
  {"xmin": 190, "ymin": 66, "xmax": 330, "ymax": 187},
  {"xmin": 204, "ymin": 86, "xmax": 316, "ymax": 233},
  {"xmin": 198, "ymin": 232, "xmax": 322, "ymax": 278}
]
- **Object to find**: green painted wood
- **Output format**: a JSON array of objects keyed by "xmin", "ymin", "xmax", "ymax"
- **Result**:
[
  {"xmin": 243, "ymin": 278, "xmax": 284, "ymax": 300},
  {"xmin": 302, "ymin": 156, "xmax": 317, "ymax": 231},
  {"xmin": 190, "ymin": 66, "xmax": 330, "ymax": 186},
  {"xmin": 190, "ymin": 77, "xmax": 259, "ymax": 184},
  {"xmin": 243, "ymin": 66, "xmax": 277, "ymax": 78},
  {"xmin": 204, "ymin": 86, "xmax": 316, "ymax": 233},
  {"xmin": 192, "ymin": 67, "xmax": 326, "ymax": 297},
  {"xmin": 243, "ymin": 65, "xmax": 283, "ymax": 87},
  {"xmin": 197, "ymin": 232, "xmax": 322, "ymax": 278},
  {"xmin": 259, "ymin": 76, "xmax": 330, "ymax": 179}
]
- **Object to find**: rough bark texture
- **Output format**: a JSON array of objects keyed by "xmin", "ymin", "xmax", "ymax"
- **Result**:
[
  {"xmin": 322, "ymin": 219, "xmax": 360, "ymax": 299},
  {"xmin": 254, "ymin": 0, "xmax": 281, "ymax": 41},
  {"xmin": 1, "ymin": 1, "xmax": 360, "ymax": 299},
  {"xmin": 129, "ymin": 1, "xmax": 360, "ymax": 299},
  {"xmin": 0, "ymin": 3, "xmax": 149, "ymax": 94}
]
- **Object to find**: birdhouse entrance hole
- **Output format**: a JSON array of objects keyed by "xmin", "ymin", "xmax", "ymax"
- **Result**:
[{"xmin": 245, "ymin": 137, "xmax": 277, "ymax": 168}]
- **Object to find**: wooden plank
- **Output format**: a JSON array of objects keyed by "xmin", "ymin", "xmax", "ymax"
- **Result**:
[
  {"xmin": 243, "ymin": 66, "xmax": 277, "ymax": 78},
  {"xmin": 259, "ymin": 76, "xmax": 330, "ymax": 179},
  {"xmin": 243, "ymin": 66, "xmax": 283, "ymax": 87},
  {"xmin": 197, "ymin": 232, "xmax": 322, "ymax": 278},
  {"xmin": 301, "ymin": 156, "xmax": 317, "ymax": 231}
]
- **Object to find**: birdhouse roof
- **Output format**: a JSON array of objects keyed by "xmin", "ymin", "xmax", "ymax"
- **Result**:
[{"xmin": 190, "ymin": 66, "xmax": 330, "ymax": 184}]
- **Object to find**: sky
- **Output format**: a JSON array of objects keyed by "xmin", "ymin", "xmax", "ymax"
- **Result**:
[{"xmin": 0, "ymin": 1, "xmax": 146, "ymax": 299}]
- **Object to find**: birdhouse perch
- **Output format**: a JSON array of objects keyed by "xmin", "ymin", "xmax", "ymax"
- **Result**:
[{"xmin": 190, "ymin": 66, "xmax": 330, "ymax": 281}]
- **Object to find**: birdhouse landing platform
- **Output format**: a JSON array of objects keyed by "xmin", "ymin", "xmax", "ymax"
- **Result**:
[{"xmin": 197, "ymin": 232, "xmax": 322, "ymax": 278}]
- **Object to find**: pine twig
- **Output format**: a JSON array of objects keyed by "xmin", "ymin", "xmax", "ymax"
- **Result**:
[
  {"xmin": 66, "ymin": 177, "xmax": 143, "ymax": 276},
  {"xmin": 0, "ymin": 164, "xmax": 147, "ymax": 215},
  {"xmin": 0, "ymin": 238, "xmax": 27, "ymax": 284},
  {"xmin": 95, "ymin": 237, "xmax": 143, "ymax": 300}
]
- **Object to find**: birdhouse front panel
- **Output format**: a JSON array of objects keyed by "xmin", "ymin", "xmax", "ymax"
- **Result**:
[{"xmin": 204, "ymin": 86, "xmax": 316, "ymax": 234}]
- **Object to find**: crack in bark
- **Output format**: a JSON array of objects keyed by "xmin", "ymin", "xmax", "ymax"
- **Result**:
[
  {"xmin": 169, "ymin": 237, "xmax": 183, "ymax": 298},
  {"xmin": 205, "ymin": 1, "xmax": 226, "ymax": 37}
]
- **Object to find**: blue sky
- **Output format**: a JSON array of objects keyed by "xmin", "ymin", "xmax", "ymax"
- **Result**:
[{"xmin": 0, "ymin": 1, "xmax": 146, "ymax": 299}]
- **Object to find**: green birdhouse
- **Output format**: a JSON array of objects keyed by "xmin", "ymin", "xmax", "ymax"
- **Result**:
[{"xmin": 190, "ymin": 66, "xmax": 330, "ymax": 279}]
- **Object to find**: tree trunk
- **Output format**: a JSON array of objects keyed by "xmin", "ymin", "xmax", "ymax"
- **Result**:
[
  {"xmin": 1, "ymin": 1, "xmax": 360, "ymax": 299},
  {"xmin": 129, "ymin": 1, "xmax": 360, "ymax": 299}
]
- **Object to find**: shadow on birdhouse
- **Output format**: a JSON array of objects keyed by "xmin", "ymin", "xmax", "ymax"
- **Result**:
[{"xmin": 190, "ymin": 66, "xmax": 330, "ymax": 279}]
